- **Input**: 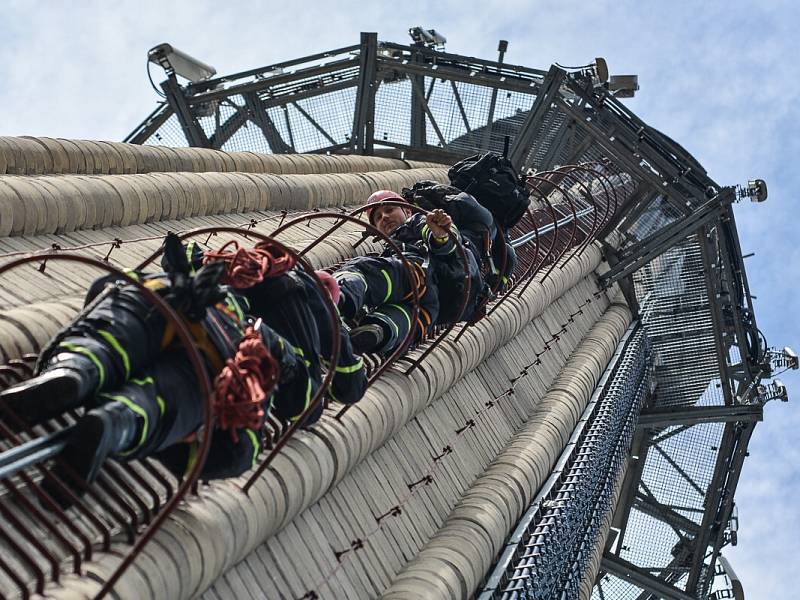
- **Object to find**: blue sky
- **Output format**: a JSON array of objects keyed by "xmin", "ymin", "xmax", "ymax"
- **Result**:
[{"xmin": 1, "ymin": 1, "xmax": 798, "ymax": 596}]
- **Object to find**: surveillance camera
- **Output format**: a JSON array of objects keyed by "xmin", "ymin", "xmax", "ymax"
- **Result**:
[{"xmin": 148, "ymin": 43, "xmax": 217, "ymax": 83}]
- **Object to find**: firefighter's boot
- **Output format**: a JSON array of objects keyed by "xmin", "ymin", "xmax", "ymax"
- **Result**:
[
  {"xmin": 46, "ymin": 400, "xmax": 142, "ymax": 508},
  {"xmin": 0, "ymin": 353, "xmax": 101, "ymax": 432}
]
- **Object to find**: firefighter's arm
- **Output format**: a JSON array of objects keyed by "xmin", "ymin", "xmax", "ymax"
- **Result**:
[{"xmin": 421, "ymin": 209, "xmax": 458, "ymax": 255}]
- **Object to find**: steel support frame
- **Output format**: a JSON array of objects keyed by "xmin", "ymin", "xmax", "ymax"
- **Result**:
[
  {"xmin": 379, "ymin": 40, "xmax": 548, "ymax": 80},
  {"xmin": 687, "ymin": 421, "xmax": 756, "ymax": 595},
  {"xmin": 408, "ymin": 46, "xmax": 427, "ymax": 150},
  {"xmin": 183, "ymin": 57, "xmax": 360, "ymax": 105},
  {"xmin": 378, "ymin": 58, "xmax": 543, "ymax": 96},
  {"xmin": 599, "ymin": 190, "xmax": 734, "ymax": 287},
  {"xmin": 595, "ymin": 186, "xmax": 658, "ymax": 243},
  {"xmin": 554, "ymin": 85, "xmax": 697, "ymax": 218},
  {"xmin": 409, "ymin": 72, "xmax": 448, "ymax": 149},
  {"xmin": 208, "ymin": 78, "xmax": 357, "ymax": 149},
  {"xmin": 161, "ymin": 75, "xmax": 211, "ymax": 148},
  {"xmin": 714, "ymin": 206, "xmax": 760, "ymax": 393},
  {"xmin": 123, "ymin": 103, "xmax": 173, "ymax": 144},
  {"xmin": 601, "ymin": 554, "xmax": 695, "ymax": 600},
  {"xmin": 697, "ymin": 224, "xmax": 738, "ymax": 406},
  {"xmin": 633, "ymin": 491, "xmax": 701, "ymax": 536},
  {"xmin": 209, "ymin": 105, "xmax": 248, "ymax": 149},
  {"xmin": 450, "ymin": 80, "xmax": 472, "ymax": 134},
  {"xmin": 506, "ymin": 65, "xmax": 566, "ymax": 170},
  {"xmin": 608, "ymin": 427, "xmax": 652, "ymax": 557},
  {"xmin": 186, "ymin": 43, "xmax": 361, "ymax": 94},
  {"xmin": 351, "ymin": 32, "xmax": 378, "ymax": 154},
  {"xmin": 243, "ymin": 92, "xmax": 293, "ymax": 153},
  {"xmin": 637, "ymin": 404, "xmax": 763, "ymax": 428},
  {"xmin": 563, "ymin": 78, "xmax": 713, "ymax": 203}
]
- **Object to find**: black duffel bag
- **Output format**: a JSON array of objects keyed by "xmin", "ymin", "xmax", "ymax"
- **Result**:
[{"xmin": 448, "ymin": 151, "xmax": 531, "ymax": 229}]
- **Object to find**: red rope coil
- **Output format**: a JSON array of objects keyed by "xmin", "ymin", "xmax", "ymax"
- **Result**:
[
  {"xmin": 212, "ymin": 326, "xmax": 279, "ymax": 440},
  {"xmin": 204, "ymin": 240, "xmax": 296, "ymax": 288}
]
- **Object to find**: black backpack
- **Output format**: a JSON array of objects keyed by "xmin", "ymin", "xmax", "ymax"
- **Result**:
[{"xmin": 448, "ymin": 152, "xmax": 531, "ymax": 229}]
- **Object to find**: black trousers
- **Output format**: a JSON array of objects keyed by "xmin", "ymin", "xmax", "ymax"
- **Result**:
[
  {"xmin": 334, "ymin": 255, "xmax": 438, "ymax": 353},
  {"xmin": 41, "ymin": 279, "xmax": 269, "ymax": 480}
]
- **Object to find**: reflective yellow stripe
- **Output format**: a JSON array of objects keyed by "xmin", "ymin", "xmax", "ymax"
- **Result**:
[
  {"xmin": 225, "ymin": 293, "xmax": 245, "ymax": 322},
  {"xmin": 101, "ymin": 394, "xmax": 148, "ymax": 455},
  {"xmin": 290, "ymin": 378, "xmax": 313, "ymax": 423},
  {"xmin": 292, "ymin": 345, "xmax": 305, "ymax": 357},
  {"xmin": 387, "ymin": 303, "xmax": 411, "ymax": 333},
  {"xmin": 335, "ymin": 357, "xmax": 364, "ymax": 374},
  {"xmin": 381, "ymin": 269, "xmax": 392, "ymax": 303},
  {"xmin": 184, "ymin": 442, "xmax": 198, "ymax": 478},
  {"xmin": 245, "ymin": 429, "xmax": 260, "ymax": 467},
  {"xmin": 129, "ymin": 377, "xmax": 164, "ymax": 415},
  {"xmin": 98, "ymin": 330, "xmax": 130, "ymax": 379},
  {"xmin": 123, "ymin": 269, "xmax": 140, "ymax": 282},
  {"xmin": 186, "ymin": 242, "xmax": 197, "ymax": 274},
  {"xmin": 59, "ymin": 342, "xmax": 105, "ymax": 389},
  {"xmin": 421, "ymin": 223, "xmax": 430, "ymax": 241}
]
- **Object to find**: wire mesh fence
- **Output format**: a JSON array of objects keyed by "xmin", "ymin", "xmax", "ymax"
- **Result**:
[{"xmin": 481, "ymin": 326, "xmax": 651, "ymax": 599}]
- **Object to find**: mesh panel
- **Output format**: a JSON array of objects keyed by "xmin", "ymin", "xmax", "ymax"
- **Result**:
[
  {"xmin": 222, "ymin": 117, "xmax": 271, "ymax": 153},
  {"xmin": 143, "ymin": 113, "xmax": 188, "ymax": 147},
  {"xmin": 374, "ymin": 79, "xmax": 412, "ymax": 146},
  {"xmin": 443, "ymin": 82, "xmax": 536, "ymax": 155},
  {"xmin": 484, "ymin": 328, "xmax": 651, "ymax": 599},
  {"xmin": 635, "ymin": 236, "xmax": 725, "ymax": 408}
]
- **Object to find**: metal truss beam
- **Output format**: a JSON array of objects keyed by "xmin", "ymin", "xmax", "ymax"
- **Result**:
[
  {"xmin": 379, "ymin": 59, "xmax": 541, "ymax": 95},
  {"xmin": 601, "ymin": 554, "xmax": 695, "ymax": 600},
  {"xmin": 187, "ymin": 43, "xmax": 360, "ymax": 93},
  {"xmin": 697, "ymin": 224, "xmax": 737, "ymax": 406},
  {"xmin": 379, "ymin": 41, "xmax": 548, "ymax": 80},
  {"xmin": 598, "ymin": 189, "xmax": 734, "ymax": 286},
  {"xmin": 408, "ymin": 48, "xmax": 427, "ymax": 149},
  {"xmin": 351, "ymin": 32, "xmax": 378, "ymax": 154},
  {"xmin": 186, "ymin": 58, "xmax": 360, "ymax": 105},
  {"xmin": 562, "ymin": 78, "xmax": 714, "ymax": 203},
  {"xmin": 292, "ymin": 101, "xmax": 338, "ymax": 147},
  {"xmin": 242, "ymin": 92, "xmax": 292, "ymax": 153},
  {"xmin": 508, "ymin": 65, "xmax": 566, "ymax": 170},
  {"xmin": 684, "ymin": 421, "xmax": 754, "ymax": 593},
  {"xmin": 123, "ymin": 103, "xmax": 173, "ymax": 144},
  {"xmin": 450, "ymin": 80, "xmax": 471, "ymax": 134},
  {"xmin": 554, "ymin": 87, "xmax": 696, "ymax": 215},
  {"xmin": 715, "ymin": 207, "xmax": 760, "ymax": 391},
  {"xmin": 633, "ymin": 491, "xmax": 701, "ymax": 536},
  {"xmin": 596, "ymin": 186, "xmax": 658, "ymax": 243},
  {"xmin": 609, "ymin": 428, "xmax": 651, "ymax": 555},
  {"xmin": 409, "ymin": 72, "xmax": 448, "ymax": 149},
  {"xmin": 480, "ymin": 42, "xmax": 507, "ymax": 151},
  {"xmin": 208, "ymin": 101, "xmax": 250, "ymax": 149},
  {"xmin": 638, "ymin": 404, "xmax": 762, "ymax": 428},
  {"xmin": 161, "ymin": 75, "xmax": 211, "ymax": 148}
]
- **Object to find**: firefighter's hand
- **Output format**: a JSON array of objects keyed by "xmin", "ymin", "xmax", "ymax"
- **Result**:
[{"xmin": 426, "ymin": 209, "xmax": 452, "ymax": 240}]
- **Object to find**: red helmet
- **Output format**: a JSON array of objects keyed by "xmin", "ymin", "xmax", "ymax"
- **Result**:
[{"xmin": 365, "ymin": 190, "xmax": 407, "ymax": 225}]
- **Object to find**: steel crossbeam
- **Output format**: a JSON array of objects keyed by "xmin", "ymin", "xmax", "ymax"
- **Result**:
[
  {"xmin": 601, "ymin": 554, "xmax": 695, "ymax": 600},
  {"xmin": 637, "ymin": 404, "xmax": 763, "ymax": 428}
]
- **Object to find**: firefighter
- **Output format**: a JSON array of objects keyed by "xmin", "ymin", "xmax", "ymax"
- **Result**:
[
  {"xmin": 0, "ymin": 234, "xmax": 314, "ymax": 505},
  {"xmin": 402, "ymin": 180, "xmax": 517, "ymax": 294},
  {"xmin": 334, "ymin": 190, "xmax": 485, "ymax": 355},
  {"xmin": 184, "ymin": 238, "xmax": 367, "ymax": 414}
]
